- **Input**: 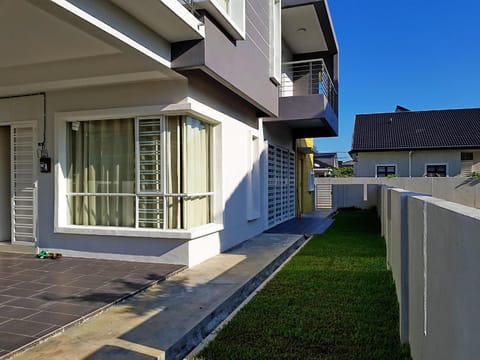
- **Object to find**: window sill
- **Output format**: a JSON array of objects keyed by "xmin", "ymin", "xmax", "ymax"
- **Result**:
[{"xmin": 54, "ymin": 223, "xmax": 224, "ymax": 240}]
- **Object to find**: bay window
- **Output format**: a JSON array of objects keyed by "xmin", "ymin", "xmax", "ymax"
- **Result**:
[{"xmin": 66, "ymin": 116, "xmax": 212, "ymax": 230}]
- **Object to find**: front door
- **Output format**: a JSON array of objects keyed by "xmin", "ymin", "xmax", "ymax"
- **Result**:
[{"xmin": 11, "ymin": 124, "xmax": 37, "ymax": 245}]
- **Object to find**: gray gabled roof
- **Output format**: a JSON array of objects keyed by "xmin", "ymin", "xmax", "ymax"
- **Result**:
[{"xmin": 351, "ymin": 108, "xmax": 480, "ymax": 153}]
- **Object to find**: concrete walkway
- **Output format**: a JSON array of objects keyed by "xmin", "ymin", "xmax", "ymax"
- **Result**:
[
  {"xmin": 8, "ymin": 232, "xmax": 313, "ymax": 360},
  {"xmin": 3, "ymin": 213, "xmax": 336, "ymax": 360}
]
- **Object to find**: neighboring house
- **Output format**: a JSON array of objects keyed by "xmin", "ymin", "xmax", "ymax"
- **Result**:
[
  {"xmin": 0, "ymin": 0, "xmax": 339, "ymax": 267},
  {"xmin": 350, "ymin": 107, "xmax": 480, "ymax": 177},
  {"xmin": 339, "ymin": 159, "xmax": 354, "ymax": 168},
  {"xmin": 313, "ymin": 152, "xmax": 338, "ymax": 177}
]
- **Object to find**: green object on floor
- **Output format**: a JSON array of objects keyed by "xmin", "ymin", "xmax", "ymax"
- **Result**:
[{"xmin": 37, "ymin": 250, "xmax": 49, "ymax": 259}]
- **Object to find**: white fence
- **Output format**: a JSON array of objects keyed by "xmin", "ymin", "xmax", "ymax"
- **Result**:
[{"xmin": 314, "ymin": 177, "xmax": 480, "ymax": 210}]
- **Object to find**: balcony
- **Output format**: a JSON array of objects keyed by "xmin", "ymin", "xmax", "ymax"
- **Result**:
[
  {"xmin": 264, "ymin": 58, "xmax": 338, "ymax": 139},
  {"xmin": 280, "ymin": 59, "xmax": 337, "ymax": 112}
]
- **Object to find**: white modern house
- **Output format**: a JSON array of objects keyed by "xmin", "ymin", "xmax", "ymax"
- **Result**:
[
  {"xmin": 0, "ymin": 0, "xmax": 338, "ymax": 267},
  {"xmin": 350, "ymin": 108, "xmax": 480, "ymax": 178}
]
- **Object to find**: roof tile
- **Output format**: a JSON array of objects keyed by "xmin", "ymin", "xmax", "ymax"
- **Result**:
[{"xmin": 351, "ymin": 108, "xmax": 480, "ymax": 152}]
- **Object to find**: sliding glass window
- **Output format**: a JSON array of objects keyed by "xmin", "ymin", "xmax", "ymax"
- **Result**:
[{"xmin": 66, "ymin": 116, "xmax": 212, "ymax": 229}]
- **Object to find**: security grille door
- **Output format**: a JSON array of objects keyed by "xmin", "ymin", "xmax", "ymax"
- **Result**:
[
  {"xmin": 267, "ymin": 144, "xmax": 295, "ymax": 228},
  {"xmin": 315, "ymin": 183, "xmax": 332, "ymax": 209},
  {"xmin": 11, "ymin": 125, "xmax": 36, "ymax": 244}
]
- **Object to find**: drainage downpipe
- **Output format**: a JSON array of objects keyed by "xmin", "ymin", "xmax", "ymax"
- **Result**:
[{"xmin": 408, "ymin": 151, "xmax": 413, "ymax": 178}]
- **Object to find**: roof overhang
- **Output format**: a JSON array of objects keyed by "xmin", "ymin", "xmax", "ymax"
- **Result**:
[
  {"xmin": 110, "ymin": 0, "xmax": 205, "ymax": 42},
  {"xmin": 281, "ymin": 0, "xmax": 338, "ymax": 55},
  {"xmin": 0, "ymin": 0, "xmax": 185, "ymax": 96}
]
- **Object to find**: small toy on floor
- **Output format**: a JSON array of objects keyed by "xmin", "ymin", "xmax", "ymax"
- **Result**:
[{"xmin": 37, "ymin": 250, "xmax": 62, "ymax": 259}]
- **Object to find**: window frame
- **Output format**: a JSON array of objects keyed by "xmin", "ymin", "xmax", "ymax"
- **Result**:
[
  {"xmin": 55, "ymin": 106, "xmax": 222, "ymax": 240},
  {"xmin": 425, "ymin": 163, "xmax": 448, "ymax": 177},
  {"xmin": 375, "ymin": 164, "xmax": 397, "ymax": 178},
  {"xmin": 197, "ymin": 0, "xmax": 246, "ymax": 40}
]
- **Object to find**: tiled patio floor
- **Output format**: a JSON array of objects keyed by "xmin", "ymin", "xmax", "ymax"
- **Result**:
[{"xmin": 0, "ymin": 252, "xmax": 185, "ymax": 358}]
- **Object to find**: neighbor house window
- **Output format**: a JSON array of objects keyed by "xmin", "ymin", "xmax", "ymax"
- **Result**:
[
  {"xmin": 461, "ymin": 152, "xmax": 473, "ymax": 161},
  {"xmin": 426, "ymin": 164, "xmax": 447, "ymax": 177},
  {"xmin": 66, "ymin": 116, "xmax": 212, "ymax": 229},
  {"xmin": 376, "ymin": 165, "xmax": 396, "ymax": 177}
]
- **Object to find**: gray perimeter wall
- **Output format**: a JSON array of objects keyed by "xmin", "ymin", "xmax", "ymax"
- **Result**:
[
  {"xmin": 380, "ymin": 187, "xmax": 480, "ymax": 360},
  {"xmin": 316, "ymin": 177, "xmax": 480, "ymax": 359}
]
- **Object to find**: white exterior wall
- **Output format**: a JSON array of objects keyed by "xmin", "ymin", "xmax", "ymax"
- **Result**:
[
  {"xmin": 354, "ymin": 150, "xmax": 480, "ymax": 177},
  {"xmin": 5, "ymin": 79, "xmax": 284, "ymax": 267}
]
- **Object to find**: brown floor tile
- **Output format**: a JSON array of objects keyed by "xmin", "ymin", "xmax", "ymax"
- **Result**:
[
  {"xmin": 65, "ymin": 279, "xmax": 108, "ymax": 289},
  {"xmin": 0, "ymin": 279, "xmax": 18, "ymax": 287},
  {"xmin": 24, "ymin": 311, "xmax": 78, "ymax": 326},
  {"xmin": 10, "ymin": 281, "xmax": 53, "ymax": 291},
  {"xmin": 3, "ymin": 297, "xmax": 48, "ymax": 309},
  {"xmin": 35, "ymin": 272, "xmax": 83, "ymax": 284},
  {"xmin": 0, "ymin": 295, "xmax": 15, "ymax": 305},
  {"xmin": 0, "ymin": 319, "xmax": 55, "ymax": 337},
  {"xmin": 40, "ymin": 301, "xmax": 96, "ymax": 316},
  {"xmin": 0, "ymin": 306, "xmax": 39, "ymax": 320},
  {"xmin": 0, "ymin": 287, "xmax": 38, "ymax": 298},
  {"xmin": 0, "ymin": 252, "xmax": 186, "ymax": 357},
  {"xmin": 0, "ymin": 331, "xmax": 35, "ymax": 351},
  {"xmin": 3, "ymin": 274, "xmax": 43, "ymax": 282}
]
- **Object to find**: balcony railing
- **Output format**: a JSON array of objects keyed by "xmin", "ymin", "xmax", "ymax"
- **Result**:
[
  {"xmin": 178, "ymin": 0, "xmax": 200, "ymax": 17},
  {"xmin": 280, "ymin": 59, "xmax": 337, "ymax": 109}
]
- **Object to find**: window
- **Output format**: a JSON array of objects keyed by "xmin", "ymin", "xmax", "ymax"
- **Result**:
[
  {"xmin": 376, "ymin": 165, "xmax": 396, "ymax": 177},
  {"xmin": 66, "ymin": 116, "xmax": 212, "ymax": 230},
  {"xmin": 426, "ymin": 164, "xmax": 447, "ymax": 177},
  {"xmin": 461, "ymin": 152, "xmax": 474, "ymax": 161},
  {"xmin": 246, "ymin": 133, "xmax": 260, "ymax": 221},
  {"xmin": 196, "ymin": 0, "xmax": 245, "ymax": 40}
]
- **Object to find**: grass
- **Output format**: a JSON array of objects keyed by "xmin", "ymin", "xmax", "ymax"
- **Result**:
[{"xmin": 194, "ymin": 209, "xmax": 411, "ymax": 360}]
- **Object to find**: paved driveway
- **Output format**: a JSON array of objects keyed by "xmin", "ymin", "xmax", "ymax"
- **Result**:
[{"xmin": 0, "ymin": 251, "xmax": 185, "ymax": 358}]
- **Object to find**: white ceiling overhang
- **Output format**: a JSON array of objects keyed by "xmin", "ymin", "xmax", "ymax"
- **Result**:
[
  {"xmin": 0, "ymin": 0, "xmax": 187, "ymax": 96},
  {"xmin": 282, "ymin": 1, "xmax": 338, "ymax": 55}
]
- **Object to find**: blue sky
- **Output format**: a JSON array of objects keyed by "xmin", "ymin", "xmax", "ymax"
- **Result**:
[{"xmin": 314, "ymin": 0, "xmax": 480, "ymax": 160}]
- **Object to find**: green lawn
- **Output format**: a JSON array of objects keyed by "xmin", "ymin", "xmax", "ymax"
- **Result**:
[{"xmin": 195, "ymin": 209, "xmax": 411, "ymax": 360}]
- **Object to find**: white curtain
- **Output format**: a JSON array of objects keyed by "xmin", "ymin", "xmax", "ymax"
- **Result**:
[
  {"xmin": 67, "ymin": 119, "xmax": 135, "ymax": 226},
  {"xmin": 183, "ymin": 117, "xmax": 211, "ymax": 229},
  {"xmin": 166, "ymin": 116, "xmax": 180, "ymax": 229}
]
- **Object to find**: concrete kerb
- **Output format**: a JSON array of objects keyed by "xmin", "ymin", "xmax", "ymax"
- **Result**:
[{"xmin": 185, "ymin": 234, "xmax": 314, "ymax": 359}]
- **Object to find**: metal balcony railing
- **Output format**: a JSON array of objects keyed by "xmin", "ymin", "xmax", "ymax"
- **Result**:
[
  {"xmin": 280, "ymin": 59, "xmax": 337, "ymax": 109},
  {"xmin": 178, "ymin": 0, "xmax": 200, "ymax": 17}
]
